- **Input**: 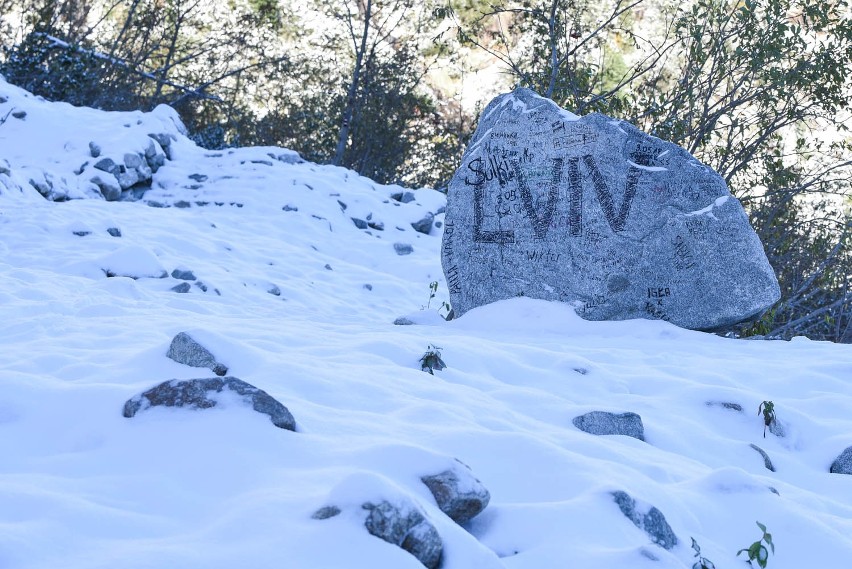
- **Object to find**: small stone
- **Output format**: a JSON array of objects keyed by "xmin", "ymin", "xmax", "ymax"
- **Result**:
[
  {"xmin": 363, "ymin": 284, "xmax": 373, "ymax": 291},
  {"xmin": 89, "ymin": 142, "xmax": 101, "ymax": 158},
  {"xmin": 124, "ymin": 153, "xmax": 143, "ymax": 169},
  {"xmin": 175, "ymin": 200, "xmax": 192, "ymax": 208},
  {"xmin": 352, "ymin": 217, "xmax": 368, "ymax": 229},
  {"xmin": 171, "ymin": 282, "xmax": 191, "ymax": 293},
  {"xmin": 337, "ymin": 200, "xmax": 348, "ymax": 211},
  {"xmin": 94, "ymin": 158, "xmax": 120, "ymax": 176},
  {"xmin": 394, "ymin": 243, "xmax": 414, "ymax": 256},
  {"xmin": 268, "ymin": 285, "xmax": 281, "ymax": 296},
  {"xmin": 611, "ymin": 491, "xmax": 678, "ymax": 550},
  {"xmin": 393, "ymin": 317, "xmax": 415, "ymax": 325},
  {"xmin": 122, "ymin": 376, "xmax": 296, "ymax": 431},
  {"xmin": 11, "ymin": 110, "xmax": 26, "ymax": 119},
  {"xmin": 363, "ymin": 500, "xmax": 442, "ymax": 569},
  {"xmin": 73, "ymin": 231, "xmax": 91, "ymax": 237},
  {"xmin": 367, "ymin": 220, "xmax": 385, "ymax": 231},
  {"xmin": 707, "ymin": 401, "xmax": 744, "ymax": 412},
  {"xmin": 283, "ymin": 205, "xmax": 298, "ymax": 212},
  {"xmin": 421, "ymin": 461, "xmax": 491, "ymax": 525},
  {"xmin": 312, "ymin": 506, "xmax": 341, "ymax": 520},
  {"xmin": 171, "ymin": 269, "xmax": 197, "ymax": 281},
  {"xmin": 188, "ymin": 173, "xmax": 208, "ymax": 182},
  {"xmin": 324, "ymin": 264, "xmax": 333, "ymax": 271},
  {"xmin": 107, "ymin": 228, "xmax": 122, "ymax": 237},
  {"xmin": 411, "ymin": 213, "xmax": 435, "ymax": 235},
  {"xmin": 167, "ymin": 332, "xmax": 228, "ymax": 376},
  {"xmin": 573, "ymin": 411, "xmax": 645, "ymax": 441},
  {"xmin": 830, "ymin": 446, "xmax": 852, "ymax": 474}
]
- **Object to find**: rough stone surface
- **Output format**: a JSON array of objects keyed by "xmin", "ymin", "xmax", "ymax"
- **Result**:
[
  {"xmin": 440, "ymin": 88, "xmax": 780, "ymax": 330},
  {"xmin": 421, "ymin": 460, "xmax": 491, "ymax": 525},
  {"xmin": 749, "ymin": 443, "xmax": 776, "ymax": 472},
  {"xmin": 830, "ymin": 446, "xmax": 852, "ymax": 474},
  {"xmin": 122, "ymin": 376, "xmax": 296, "ymax": 430},
  {"xmin": 707, "ymin": 401, "xmax": 744, "ymax": 412},
  {"xmin": 171, "ymin": 269, "xmax": 197, "ymax": 281},
  {"xmin": 312, "ymin": 505, "xmax": 341, "ymax": 520},
  {"xmin": 166, "ymin": 331, "xmax": 228, "ymax": 376},
  {"xmin": 363, "ymin": 500, "xmax": 442, "ymax": 569},
  {"xmin": 611, "ymin": 491, "xmax": 678, "ymax": 550},
  {"xmin": 573, "ymin": 411, "xmax": 645, "ymax": 441},
  {"xmin": 170, "ymin": 282, "xmax": 191, "ymax": 293},
  {"xmin": 394, "ymin": 243, "xmax": 413, "ymax": 255},
  {"xmin": 411, "ymin": 213, "xmax": 435, "ymax": 234}
]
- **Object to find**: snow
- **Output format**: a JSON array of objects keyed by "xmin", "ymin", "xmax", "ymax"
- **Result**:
[{"xmin": 1, "ymin": 76, "xmax": 852, "ymax": 569}]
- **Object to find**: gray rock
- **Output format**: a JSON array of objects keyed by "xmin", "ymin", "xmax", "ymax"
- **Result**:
[
  {"xmin": 394, "ymin": 243, "xmax": 414, "ymax": 255},
  {"xmin": 440, "ymin": 88, "xmax": 780, "ymax": 330},
  {"xmin": 171, "ymin": 269, "xmax": 196, "ymax": 281},
  {"xmin": 391, "ymin": 191, "xmax": 416, "ymax": 203},
  {"xmin": 411, "ymin": 213, "xmax": 435, "ymax": 235},
  {"xmin": 94, "ymin": 158, "xmax": 120, "ymax": 177},
  {"xmin": 421, "ymin": 460, "xmax": 490, "ymax": 525},
  {"xmin": 107, "ymin": 227, "xmax": 122, "ymax": 237},
  {"xmin": 170, "ymin": 282, "xmax": 191, "ymax": 293},
  {"xmin": 312, "ymin": 505, "xmax": 341, "ymax": 520},
  {"xmin": 89, "ymin": 142, "xmax": 101, "ymax": 158},
  {"xmin": 573, "ymin": 411, "xmax": 645, "ymax": 441},
  {"xmin": 11, "ymin": 110, "xmax": 26, "ymax": 119},
  {"xmin": 124, "ymin": 153, "xmax": 143, "ymax": 169},
  {"xmin": 611, "ymin": 491, "xmax": 678, "ymax": 550},
  {"xmin": 352, "ymin": 217, "xmax": 369, "ymax": 229},
  {"xmin": 749, "ymin": 443, "xmax": 776, "ymax": 472},
  {"xmin": 707, "ymin": 401, "xmax": 744, "ymax": 412},
  {"xmin": 830, "ymin": 446, "xmax": 852, "ymax": 474},
  {"xmin": 148, "ymin": 133, "xmax": 174, "ymax": 160},
  {"xmin": 122, "ymin": 376, "xmax": 296, "ymax": 431},
  {"xmin": 90, "ymin": 173, "xmax": 121, "ymax": 201},
  {"xmin": 363, "ymin": 500, "xmax": 442, "ymax": 569},
  {"xmin": 393, "ymin": 317, "xmax": 415, "ymax": 325},
  {"xmin": 167, "ymin": 331, "xmax": 228, "ymax": 376}
]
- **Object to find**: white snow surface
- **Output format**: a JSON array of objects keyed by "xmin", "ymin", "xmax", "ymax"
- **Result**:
[{"xmin": 2, "ymin": 77, "xmax": 852, "ymax": 569}]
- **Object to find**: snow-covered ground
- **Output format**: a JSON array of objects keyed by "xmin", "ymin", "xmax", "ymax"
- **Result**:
[{"xmin": 1, "ymin": 77, "xmax": 852, "ymax": 569}]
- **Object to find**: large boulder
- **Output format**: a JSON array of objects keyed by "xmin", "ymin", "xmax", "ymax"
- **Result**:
[
  {"xmin": 122, "ymin": 377, "xmax": 296, "ymax": 431},
  {"xmin": 440, "ymin": 88, "xmax": 780, "ymax": 330}
]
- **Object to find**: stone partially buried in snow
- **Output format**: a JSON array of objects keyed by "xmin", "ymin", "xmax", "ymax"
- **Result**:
[
  {"xmin": 122, "ymin": 377, "xmax": 296, "ymax": 431},
  {"xmin": 440, "ymin": 87, "xmax": 780, "ymax": 330},
  {"xmin": 167, "ymin": 331, "xmax": 228, "ymax": 376},
  {"xmin": 363, "ymin": 500, "xmax": 442, "ymax": 569},
  {"xmin": 611, "ymin": 490, "xmax": 678, "ymax": 550},
  {"xmin": 421, "ymin": 460, "xmax": 491, "ymax": 525},
  {"xmin": 573, "ymin": 410, "xmax": 645, "ymax": 441},
  {"xmin": 830, "ymin": 446, "xmax": 852, "ymax": 474}
]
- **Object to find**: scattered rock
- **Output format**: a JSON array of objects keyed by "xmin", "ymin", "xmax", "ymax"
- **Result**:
[
  {"xmin": 122, "ymin": 376, "xmax": 296, "ymax": 431},
  {"xmin": 573, "ymin": 367, "xmax": 588, "ymax": 375},
  {"xmin": 611, "ymin": 491, "xmax": 678, "ymax": 550},
  {"xmin": 167, "ymin": 331, "xmax": 228, "ymax": 376},
  {"xmin": 312, "ymin": 506, "xmax": 341, "ymax": 520},
  {"xmin": 368, "ymin": 220, "xmax": 385, "ymax": 231},
  {"xmin": 324, "ymin": 263, "xmax": 333, "ymax": 271},
  {"xmin": 573, "ymin": 411, "xmax": 645, "ymax": 441},
  {"xmin": 363, "ymin": 500, "xmax": 442, "ymax": 569},
  {"xmin": 148, "ymin": 133, "xmax": 175, "ymax": 160},
  {"xmin": 171, "ymin": 282, "xmax": 191, "ymax": 293},
  {"xmin": 11, "ymin": 110, "xmax": 26, "ymax": 119},
  {"xmin": 391, "ymin": 191, "xmax": 416, "ymax": 203},
  {"xmin": 107, "ymin": 227, "xmax": 122, "ymax": 237},
  {"xmin": 421, "ymin": 460, "xmax": 490, "ymax": 525},
  {"xmin": 73, "ymin": 231, "xmax": 91, "ymax": 237},
  {"xmin": 267, "ymin": 285, "xmax": 281, "ymax": 296},
  {"xmin": 283, "ymin": 205, "xmax": 298, "ymax": 212},
  {"xmin": 411, "ymin": 213, "xmax": 435, "ymax": 234},
  {"xmin": 171, "ymin": 269, "xmax": 196, "ymax": 281},
  {"xmin": 749, "ymin": 444, "xmax": 776, "ymax": 472},
  {"xmin": 352, "ymin": 217, "xmax": 369, "ymax": 229},
  {"xmin": 175, "ymin": 200, "xmax": 191, "ymax": 208},
  {"xmin": 706, "ymin": 401, "xmax": 744, "ymax": 412},
  {"xmin": 89, "ymin": 142, "xmax": 101, "ymax": 158},
  {"xmin": 363, "ymin": 284, "xmax": 373, "ymax": 291},
  {"xmin": 768, "ymin": 418, "xmax": 786, "ymax": 438},
  {"xmin": 440, "ymin": 87, "xmax": 780, "ymax": 329},
  {"xmin": 188, "ymin": 173, "xmax": 208, "ymax": 182},
  {"xmin": 830, "ymin": 446, "xmax": 852, "ymax": 474},
  {"xmin": 94, "ymin": 158, "xmax": 120, "ymax": 176},
  {"xmin": 393, "ymin": 317, "xmax": 415, "ymax": 325},
  {"xmin": 90, "ymin": 173, "xmax": 122, "ymax": 201},
  {"xmin": 394, "ymin": 243, "xmax": 414, "ymax": 256}
]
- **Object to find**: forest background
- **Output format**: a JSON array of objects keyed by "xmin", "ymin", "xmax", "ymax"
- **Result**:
[{"xmin": 0, "ymin": 0, "xmax": 849, "ymax": 342}]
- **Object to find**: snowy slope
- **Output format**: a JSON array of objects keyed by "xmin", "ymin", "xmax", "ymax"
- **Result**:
[{"xmin": 1, "ymin": 77, "xmax": 852, "ymax": 569}]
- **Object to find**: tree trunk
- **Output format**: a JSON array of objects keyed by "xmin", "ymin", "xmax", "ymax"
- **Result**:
[{"xmin": 333, "ymin": 0, "xmax": 372, "ymax": 167}]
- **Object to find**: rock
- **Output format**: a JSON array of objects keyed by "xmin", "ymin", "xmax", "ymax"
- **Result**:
[
  {"xmin": 267, "ymin": 285, "xmax": 281, "ymax": 296},
  {"xmin": 107, "ymin": 227, "xmax": 122, "ymax": 237},
  {"xmin": 440, "ymin": 88, "xmax": 780, "ymax": 330},
  {"xmin": 11, "ymin": 110, "xmax": 26, "ymax": 119},
  {"xmin": 170, "ymin": 282, "xmax": 191, "ymax": 293},
  {"xmin": 167, "ymin": 331, "xmax": 228, "ymax": 376},
  {"xmin": 573, "ymin": 411, "xmax": 645, "ymax": 441},
  {"xmin": 352, "ymin": 217, "xmax": 369, "ymax": 229},
  {"xmin": 312, "ymin": 506, "xmax": 341, "ymax": 520},
  {"xmin": 411, "ymin": 213, "xmax": 435, "ymax": 235},
  {"xmin": 393, "ymin": 317, "xmax": 415, "ymax": 325},
  {"xmin": 188, "ymin": 173, "xmax": 208, "ymax": 182},
  {"xmin": 391, "ymin": 190, "xmax": 416, "ymax": 203},
  {"xmin": 830, "ymin": 446, "xmax": 852, "ymax": 474},
  {"xmin": 148, "ymin": 133, "xmax": 174, "ymax": 160},
  {"xmin": 89, "ymin": 142, "xmax": 101, "ymax": 158},
  {"xmin": 421, "ymin": 460, "xmax": 490, "ymax": 525},
  {"xmin": 94, "ymin": 158, "xmax": 121, "ymax": 177},
  {"xmin": 282, "ymin": 205, "xmax": 298, "ymax": 212},
  {"xmin": 171, "ymin": 269, "xmax": 196, "ymax": 281},
  {"xmin": 749, "ymin": 443, "xmax": 776, "ymax": 472},
  {"xmin": 122, "ymin": 376, "xmax": 296, "ymax": 431},
  {"xmin": 611, "ymin": 491, "xmax": 678, "ymax": 550},
  {"xmin": 706, "ymin": 401, "xmax": 744, "ymax": 412},
  {"xmin": 394, "ymin": 243, "xmax": 414, "ymax": 255},
  {"xmin": 90, "ymin": 173, "xmax": 121, "ymax": 201},
  {"xmin": 363, "ymin": 500, "xmax": 442, "ymax": 569}
]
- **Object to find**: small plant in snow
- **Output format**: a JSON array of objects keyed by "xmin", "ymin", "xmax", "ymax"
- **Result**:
[
  {"xmin": 420, "ymin": 344, "xmax": 446, "ymax": 375},
  {"xmin": 758, "ymin": 401, "xmax": 776, "ymax": 438},
  {"xmin": 425, "ymin": 281, "xmax": 438, "ymax": 309},
  {"xmin": 690, "ymin": 537, "xmax": 716, "ymax": 569},
  {"xmin": 737, "ymin": 521, "xmax": 774, "ymax": 568}
]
